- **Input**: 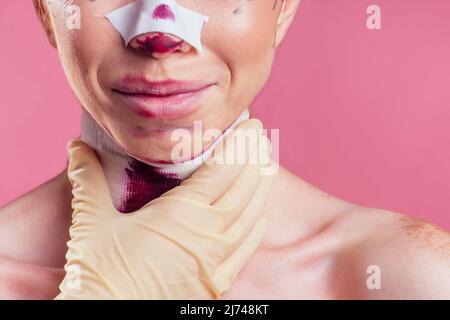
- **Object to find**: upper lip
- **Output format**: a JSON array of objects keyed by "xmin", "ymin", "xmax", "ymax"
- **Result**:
[{"xmin": 113, "ymin": 76, "xmax": 216, "ymax": 96}]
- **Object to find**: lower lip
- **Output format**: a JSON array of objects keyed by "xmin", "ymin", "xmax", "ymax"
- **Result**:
[{"xmin": 113, "ymin": 85, "xmax": 214, "ymax": 120}]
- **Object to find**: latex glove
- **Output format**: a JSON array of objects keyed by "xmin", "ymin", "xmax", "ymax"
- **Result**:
[{"xmin": 56, "ymin": 119, "xmax": 274, "ymax": 300}]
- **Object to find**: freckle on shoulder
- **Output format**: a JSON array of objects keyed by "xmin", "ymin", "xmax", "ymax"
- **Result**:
[
  {"xmin": 398, "ymin": 215, "xmax": 447, "ymax": 238},
  {"xmin": 397, "ymin": 215, "xmax": 450, "ymax": 259}
]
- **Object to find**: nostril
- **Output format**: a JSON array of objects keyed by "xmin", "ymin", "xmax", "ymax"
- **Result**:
[{"xmin": 135, "ymin": 33, "xmax": 183, "ymax": 54}]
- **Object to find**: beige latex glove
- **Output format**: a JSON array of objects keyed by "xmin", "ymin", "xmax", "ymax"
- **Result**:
[{"xmin": 56, "ymin": 119, "xmax": 274, "ymax": 300}]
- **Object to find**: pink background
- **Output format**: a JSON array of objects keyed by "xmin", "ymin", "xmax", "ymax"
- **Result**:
[{"xmin": 1, "ymin": 1, "xmax": 449, "ymax": 230}]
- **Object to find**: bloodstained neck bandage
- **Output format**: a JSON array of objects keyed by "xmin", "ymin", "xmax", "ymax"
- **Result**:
[
  {"xmin": 105, "ymin": 0, "xmax": 210, "ymax": 53},
  {"xmin": 80, "ymin": 109, "xmax": 250, "ymax": 213}
]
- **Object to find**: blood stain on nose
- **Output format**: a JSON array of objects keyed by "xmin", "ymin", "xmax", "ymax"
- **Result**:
[
  {"xmin": 136, "ymin": 33, "xmax": 182, "ymax": 54},
  {"xmin": 152, "ymin": 4, "xmax": 176, "ymax": 21}
]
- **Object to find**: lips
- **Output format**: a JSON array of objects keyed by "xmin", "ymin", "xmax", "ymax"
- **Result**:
[{"xmin": 112, "ymin": 77, "xmax": 216, "ymax": 119}]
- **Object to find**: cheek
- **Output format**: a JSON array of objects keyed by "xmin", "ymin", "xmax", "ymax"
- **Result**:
[
  {"xmin": 51, "ymin": 1, "xmax": 120, "ymax": 64},
  {"xmin": 51, "ymin": 4, "xmax": 119, "ymax": 93},
  {"xmin": 202, "ymin": 6, "xmax": 276, "ymax": 103},
  {"xmin": 204, "ymin": 6, "xmax": 276, "ymax": 67}
]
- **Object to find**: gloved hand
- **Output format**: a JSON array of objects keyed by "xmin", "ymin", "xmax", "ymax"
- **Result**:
[{"xmin": 55, "ymin": 119, "xmax": 274, "ymax": 300}]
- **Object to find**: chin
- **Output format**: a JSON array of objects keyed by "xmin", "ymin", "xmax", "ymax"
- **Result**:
[
  {"xmin": 128, "ymin": 124, "xmax": 184, "ymax": 139},
  {"xmin": 129, "ymin": 133, "xmax": 213, "ymax": 165}
]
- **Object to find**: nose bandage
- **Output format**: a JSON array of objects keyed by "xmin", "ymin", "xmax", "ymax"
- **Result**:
[{"xmin": 105, "ymin": 0, "xmax": 210, "ymax": 53}]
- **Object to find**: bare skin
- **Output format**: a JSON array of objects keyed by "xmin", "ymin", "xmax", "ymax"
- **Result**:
[{"xmin": 0, "ymin": 165, "xmax": 449, "ymax": 299}]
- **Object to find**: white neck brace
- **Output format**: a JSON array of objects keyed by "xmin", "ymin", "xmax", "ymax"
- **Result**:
[{"xmin": 80, "ymin": 109, "xmax": 250, "ymax": 213}]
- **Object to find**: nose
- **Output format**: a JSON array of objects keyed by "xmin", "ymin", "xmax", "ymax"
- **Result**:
[{"xmin": 129, "ymin": 32, "xmax": 192, "ymax": 58}]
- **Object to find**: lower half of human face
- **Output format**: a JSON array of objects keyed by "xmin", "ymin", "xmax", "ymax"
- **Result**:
[{"xmin": 49, "ymin": 0, "xmax": 282, "ymax": 162}]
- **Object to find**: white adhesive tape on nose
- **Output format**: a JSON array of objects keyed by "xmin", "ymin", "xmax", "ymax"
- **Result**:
[{"xmin": 105, "ymin": 0, "xmax": 210, "ymax": 53}]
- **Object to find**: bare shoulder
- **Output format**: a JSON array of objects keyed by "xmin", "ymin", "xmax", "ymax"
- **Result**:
[
  {"xmin": 0, "ymin": 169, "xmax": 72, "ymax": 266},
  {"xmin": 261, "ymin": 168, "xmax": 449, "ymax": 299},
  {"xmin": 0, "ymin": 170, "xmax": 71, "ymax": 298},
  {"xmin": 334, "ymin": 206, "xmax": 450, "ymax": 299},
  {"xmin": 0, "ymin": 253, "xmax": 63, "ymax": 299}
]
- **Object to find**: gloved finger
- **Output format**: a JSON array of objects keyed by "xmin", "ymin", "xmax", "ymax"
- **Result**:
[
  {"xmin": 143, "ymin": 162, "xmax": 262, "ymax": 235},
  {"xmin": 211, "ymin": 134, "xmax": 272, "ymax": 230},
  {"xmin": 199, "ymin": 170, "xmax": 274, "ymax": 266},
  {"xmin": 212, "ymin": 217, "xmax": 268, "ymax": 295},
  {"xmin": 66, "ymin": 139, "xmax": 117, "ymax": 216},
  {"xmin": 144, "ymin": 135, "xmax": 272, "ymax": 253},
  {"xmin": 202, "ymin": 161, "xmax": 262, "ymax": 232},
  {"xmin": 218, "ymin": 169, "xmax": 275, "ymax": 261},
  {"xmin": 143, "ymin": 134, "xmax": 271, "ymax": 236},
  {"xmin": 161, "ymin": 118, "xmax": 263, "ymax": 205}
]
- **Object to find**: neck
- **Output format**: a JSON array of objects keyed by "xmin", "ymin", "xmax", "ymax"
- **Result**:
[{"xmin": 80, "ymin": 110, "xmax": 250, "ymax": 213}]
